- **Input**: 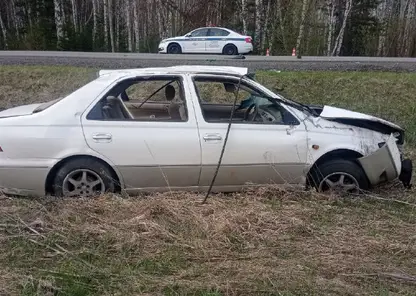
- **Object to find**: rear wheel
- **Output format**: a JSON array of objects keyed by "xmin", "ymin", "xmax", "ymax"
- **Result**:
[
  {"xmin": 167, "ymin": 43, "xmax": 182, "ymax": 54},
  {"xmin": 52, "ymin": 158, "xmax": 115, "ymax": 197},
  {"xmin": 223, "ymin": 44, "xmax": 238, "ymax": 55},
  {"xmin": 309, "ymin": 159, "xmax": 369, "ymax": 194}
]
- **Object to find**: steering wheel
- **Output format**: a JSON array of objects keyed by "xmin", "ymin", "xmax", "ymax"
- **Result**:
[{"xmin": 244, "ymin": 103, "xmax": 259, "ymax": 121}]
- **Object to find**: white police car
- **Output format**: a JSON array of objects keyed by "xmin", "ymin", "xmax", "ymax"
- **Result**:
[{"xmin": 158, "ymin": 27, "xmax": 253, "ymax": 55}]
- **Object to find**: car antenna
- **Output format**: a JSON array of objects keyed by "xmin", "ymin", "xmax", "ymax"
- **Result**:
[{"xmin": 202, "ymin": 74, "xmax": 245, "ymax": 204}]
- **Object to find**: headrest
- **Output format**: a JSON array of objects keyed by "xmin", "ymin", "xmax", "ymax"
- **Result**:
[{"xmin": 165, "ymin": 85, "xmax": 176, "ymax": 101}]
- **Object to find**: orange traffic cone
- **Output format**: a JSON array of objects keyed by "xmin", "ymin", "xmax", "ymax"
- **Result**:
[
  {"xmin": 292, "ymin": 48, "xmax": 296, "ymax": 56},
  {"xmin": 266, "ymin": 48, "xmax": 270, "ymax": 56}
]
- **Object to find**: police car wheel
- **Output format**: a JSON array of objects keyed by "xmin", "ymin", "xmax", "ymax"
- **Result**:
[
  {"xmin": 223, "ymin": 44, "xmax": 237, "ymax": 55},
  {"xmin": 167, "ymin": 43, "xmax": 182, "ymax": 54}
]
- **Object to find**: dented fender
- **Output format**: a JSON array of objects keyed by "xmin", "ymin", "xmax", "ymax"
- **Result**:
[{"xmin": 358, "ymin": 134, "xmax": 402, "ymax": 186}]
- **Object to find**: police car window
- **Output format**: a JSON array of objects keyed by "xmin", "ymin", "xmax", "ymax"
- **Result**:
[
  {"xmin": 191, "ymin": 29, "xmax": 209, "ymax": 37},
  {"xmin": 209, "ymin": 29, "xmax": 230, "ymax": 36}
]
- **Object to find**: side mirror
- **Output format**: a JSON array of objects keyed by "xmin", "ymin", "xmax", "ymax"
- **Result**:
[{"xmin": 185, "ymin": 34, "xmax": 191, "ymax": 38}]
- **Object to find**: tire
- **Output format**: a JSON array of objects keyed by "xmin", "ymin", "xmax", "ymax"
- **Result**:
[
  {"xmin": 308, "ymin": 159, "xmax": 369, "ymax": 194},
  {"xmin": 52, "ymin": 158, "xmax": 115, "ymax": 197},
  {"xmin": 167, "ymin": 43, "xmax": 182, "ymax": 54},
  {"xmin": 223, "ymin": 44, "xmax": 238, "ymax": 55}
]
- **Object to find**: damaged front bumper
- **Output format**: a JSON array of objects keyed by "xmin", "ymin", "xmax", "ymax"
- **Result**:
[{"xmin": 358, "ymin": 134, "xmax": 413, "ymax": 189}]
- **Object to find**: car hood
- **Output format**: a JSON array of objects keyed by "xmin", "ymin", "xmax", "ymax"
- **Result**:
[
  {"xmin": 308, "ymin": 105, "xmax": 404, "ymax": 137},
  {"xmin": 0, "ymin": 103, "xmax": 42, "ymax": 118}
]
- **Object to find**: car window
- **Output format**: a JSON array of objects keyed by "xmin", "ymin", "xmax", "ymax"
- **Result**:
[
  {"xmin": 86, "ymin": 77, "xmax": 188, "ymax": 122},
  {"xmin": 190, "ymin": 29, "xmax": 209, "ymax": 37},
  {"xmin": 193, "ymin": 77, "xmax": 298, "ymax": 125},
  {"xmin": 209, "ymin": 29, "xmax": 230, "ymax": 37}
]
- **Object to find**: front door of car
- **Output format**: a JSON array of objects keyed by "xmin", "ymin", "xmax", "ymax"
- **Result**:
[
  {"xmin": 183, "ymin": 28, "xmax": 209, "ymax": 53},
  {"xmin": 80, "ymin": 75, "xmax": 202, "ymax": 193},
  {"xmin": 188, "ymin": 75, "xmax": 309, "ymax": 190}
]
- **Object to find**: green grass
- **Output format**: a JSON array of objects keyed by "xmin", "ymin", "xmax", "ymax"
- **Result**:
[{"xmin": 0, "ymin": 66, "xmax": 416, "ymax": 295}]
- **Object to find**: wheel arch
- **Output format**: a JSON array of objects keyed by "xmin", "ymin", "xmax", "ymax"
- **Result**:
[
  {"xmin": 45, "ymin": 155, "xmax": 122, "ymax": 195},
  {"xmin": 222, "ymin": 43, "xmax": 238, "ymax": 54},
  {"xmin": 167, "ymin": 42, "xmax": 182, "ymax": 53},
  {"xmin": 306, "ymin": 148, "xmax": 365, "ymax": 186}
]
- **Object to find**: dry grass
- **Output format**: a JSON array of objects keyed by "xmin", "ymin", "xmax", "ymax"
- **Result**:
[
  {"xmin": 1, "ymin": 186, "xmax": 415, "ymax": 296},
  {"xmin": 0, "ymin": 66, "xmax": 416, "ymax": 295}
]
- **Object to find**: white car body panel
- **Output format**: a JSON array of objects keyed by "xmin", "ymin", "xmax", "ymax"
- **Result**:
[{"xmin": 0, "ymin": 65, "xmax": 410, "ymax": 197}]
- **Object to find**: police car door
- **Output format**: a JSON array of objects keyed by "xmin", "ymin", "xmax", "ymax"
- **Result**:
[
  {"xmin": 185, "ymin": 28, "xmax": 209, "ymax": 53},
  {"xmin": 206, "ymin": 28, "xmax": 229, "ymax": 54}
]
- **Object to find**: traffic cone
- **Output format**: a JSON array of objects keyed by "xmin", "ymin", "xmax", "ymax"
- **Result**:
[
  {"xmin": 292, "ymin": 48, "xmax": 296, "ymax": 56},
  {"xmin": 266, "ymin": 48, "xmax": 270, "ymax": 56}
]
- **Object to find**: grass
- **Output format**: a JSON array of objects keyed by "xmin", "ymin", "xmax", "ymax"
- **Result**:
[{"xmin": 0, "ymin": 65, "xmax": 416, "ymax": 295}]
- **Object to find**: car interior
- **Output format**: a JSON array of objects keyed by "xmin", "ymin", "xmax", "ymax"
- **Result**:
[
  {"xmin": 87, "ymin": 78, "xmax": 188, "ymax": 122},
  {"xmin": 193, "ymin": 78, "xmax": 299, "ymax": 125},
  {"xmin": 86, "ymin": 76, "xmax": 299, "ymax": 126}
]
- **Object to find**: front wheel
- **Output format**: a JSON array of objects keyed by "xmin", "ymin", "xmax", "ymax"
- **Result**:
[
  {"xmin": 52, "ymin": 158, "xmax": 116, "ymax": 197},
  {"xmin": 167, "ymin": 43, "xmax": 182, "ymax": 54},
  {"xmin": 309, "ymin": 159, "xmax": 369, "ymax": 194}
]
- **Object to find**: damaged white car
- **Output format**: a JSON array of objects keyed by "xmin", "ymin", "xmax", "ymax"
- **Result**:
[{"xmin": 0, "ymin": 66, "xmax": 412, "ymax": 197}]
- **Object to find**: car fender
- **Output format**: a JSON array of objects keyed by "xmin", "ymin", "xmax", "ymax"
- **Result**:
[{"xmin": 47, "ymin": 148, "xmax": 126, "ymax": 190}]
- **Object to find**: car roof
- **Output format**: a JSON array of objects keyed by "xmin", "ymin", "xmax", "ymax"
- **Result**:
[
  {"xmin": 97, "ymin": 65, "xmax": 249, "ymax": 78},
  {"xmin": 190, "ymin": 27, "xmax": 237, "ymax": 34}
]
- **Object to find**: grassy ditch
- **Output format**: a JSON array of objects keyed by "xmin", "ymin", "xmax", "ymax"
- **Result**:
[{"xmin": 0, "ymin": 66, "xmax": 415, "ymax": 295}]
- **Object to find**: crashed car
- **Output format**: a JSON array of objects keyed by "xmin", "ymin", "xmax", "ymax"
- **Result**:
[{"xmin": 0, "ymin": 66, "xmax": 412, "ymax": 197}]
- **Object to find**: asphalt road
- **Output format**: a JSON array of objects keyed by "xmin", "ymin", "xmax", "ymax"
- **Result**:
[{"xmin": 1, "ymin": 50, "xmax": 416, "ymax": 72}]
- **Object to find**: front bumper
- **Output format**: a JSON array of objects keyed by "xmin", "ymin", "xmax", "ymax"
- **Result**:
[
  {"xmin": 399, "ymin": 158, "xmax": 413, "ymax": 188},
  {"xmin": 158, "ymin": 43, "xmax": 167, "ymax": 53}
]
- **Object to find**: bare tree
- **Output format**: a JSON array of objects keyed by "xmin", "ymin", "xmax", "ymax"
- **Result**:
[
  {"xmin": 126, "ymin": 0, "xmax": 133, "ymax": 52},
  {"xmin": 103, "ymin": 0, "xmax": 109, "ymax": 50},
  {"xmin": 133, "ymin": 0, "xmax": 140, "ymax": 52},
  {"xmin": 108, "ymin": 0, "xmax": 115, "ymax": 52},
  {"xmin": 0, "ymin": 13, "xmax": 7, "ymax": 49},
  {"xmin": 332, "ymin": 0, "xmax": 353, "ymax": 56},
  {"xmin": 295, "ymin": 0, "xmax": 310, "ymax": 54},
  {"xmin": 254, "ymin": 0, "xmax": 263, "ymax": 52},
  {"xmin": 326, "ymin": 0, "xmax": 336, "ymax": 56},
  {"xmin": 92, "ymin": 0, "xmax": 98, "ymax": 48},
  {"xmin": 71, "ymin": 0, "xmax": 79, "ymax": 32},
  {"xmin": 53, "ymin": 0, "xmax": 64, "ymax": 49}
]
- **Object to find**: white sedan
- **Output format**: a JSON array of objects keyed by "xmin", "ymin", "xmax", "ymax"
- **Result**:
[
  {"xmin": 158, "ymin": 27, "xmax": 253, "ymax": 55},
  {"xmin": 0, "ymin": 66, "xmax": 412, "ymax": 197}
]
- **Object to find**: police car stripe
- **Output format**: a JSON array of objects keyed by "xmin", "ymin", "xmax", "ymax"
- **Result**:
[{"xmin": 166, "ymin": 38, "xmax": 247, "ymax": 42}]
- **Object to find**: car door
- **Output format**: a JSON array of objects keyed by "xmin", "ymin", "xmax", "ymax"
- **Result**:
[
  {"xmin": 205, "ymin": 28, "xmax": 230, "ymax": 54},
  {"xmin": 187, "ymin": 75, "xmax": 309, "ymax": 191},
  {"xmin": 183, "ymin": 28, "xmax": 209, "ymax": 53},
  {"xmin": 81, "ymin": 74, "xmax": 202, "ymax": 193}
]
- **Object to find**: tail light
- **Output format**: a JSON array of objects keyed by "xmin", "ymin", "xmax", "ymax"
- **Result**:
[{"xmin": 245, "ymin": 37, "xmax": 252, "ymax": 43}]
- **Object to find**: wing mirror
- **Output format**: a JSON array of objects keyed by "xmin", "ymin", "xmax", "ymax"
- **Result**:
[{"xmin": 185, "ymin": 34, "xmax": 191, "ymax": 38}]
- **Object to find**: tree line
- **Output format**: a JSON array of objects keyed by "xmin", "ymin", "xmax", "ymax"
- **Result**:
[{"xmin": 0, "ymin": 0, "xmax": 415, "ymax": 56}]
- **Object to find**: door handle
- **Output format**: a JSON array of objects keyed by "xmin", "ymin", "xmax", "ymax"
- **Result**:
[
  {"xmin": 203, "ymin": 134, "xmax": 222, "ymax": 141},
  {"xmin": 92, "ymin": 133, "xmax": 112, "ymax": 141}
]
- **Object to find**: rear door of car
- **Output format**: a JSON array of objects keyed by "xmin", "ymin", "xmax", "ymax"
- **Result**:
[
  {"xmin": 186, "ymin": 74, "xmax": 309, "ymax": 191},
  {"xmin": 205, "ymin": 28, "xmax": 230, "ymax": 54},
  {"xmin": 80, "ymin": 74, "xmax": 202, "ymax": 193}
]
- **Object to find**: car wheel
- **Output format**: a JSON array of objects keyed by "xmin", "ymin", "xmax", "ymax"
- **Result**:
[
  {"xmin": 309, "ymin": 159, "xmax": 369, "ymax": 194},
  {"xmin": 167, "ymin": 43, "xmax": 182, "ymax": 54},
  {"xmin": 223, "ymin": 44, "xmax": 238, "ymax": 55},
  {"xmin": 52, "ymin": 158, "xmax": 115, "ymax": 197}
]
